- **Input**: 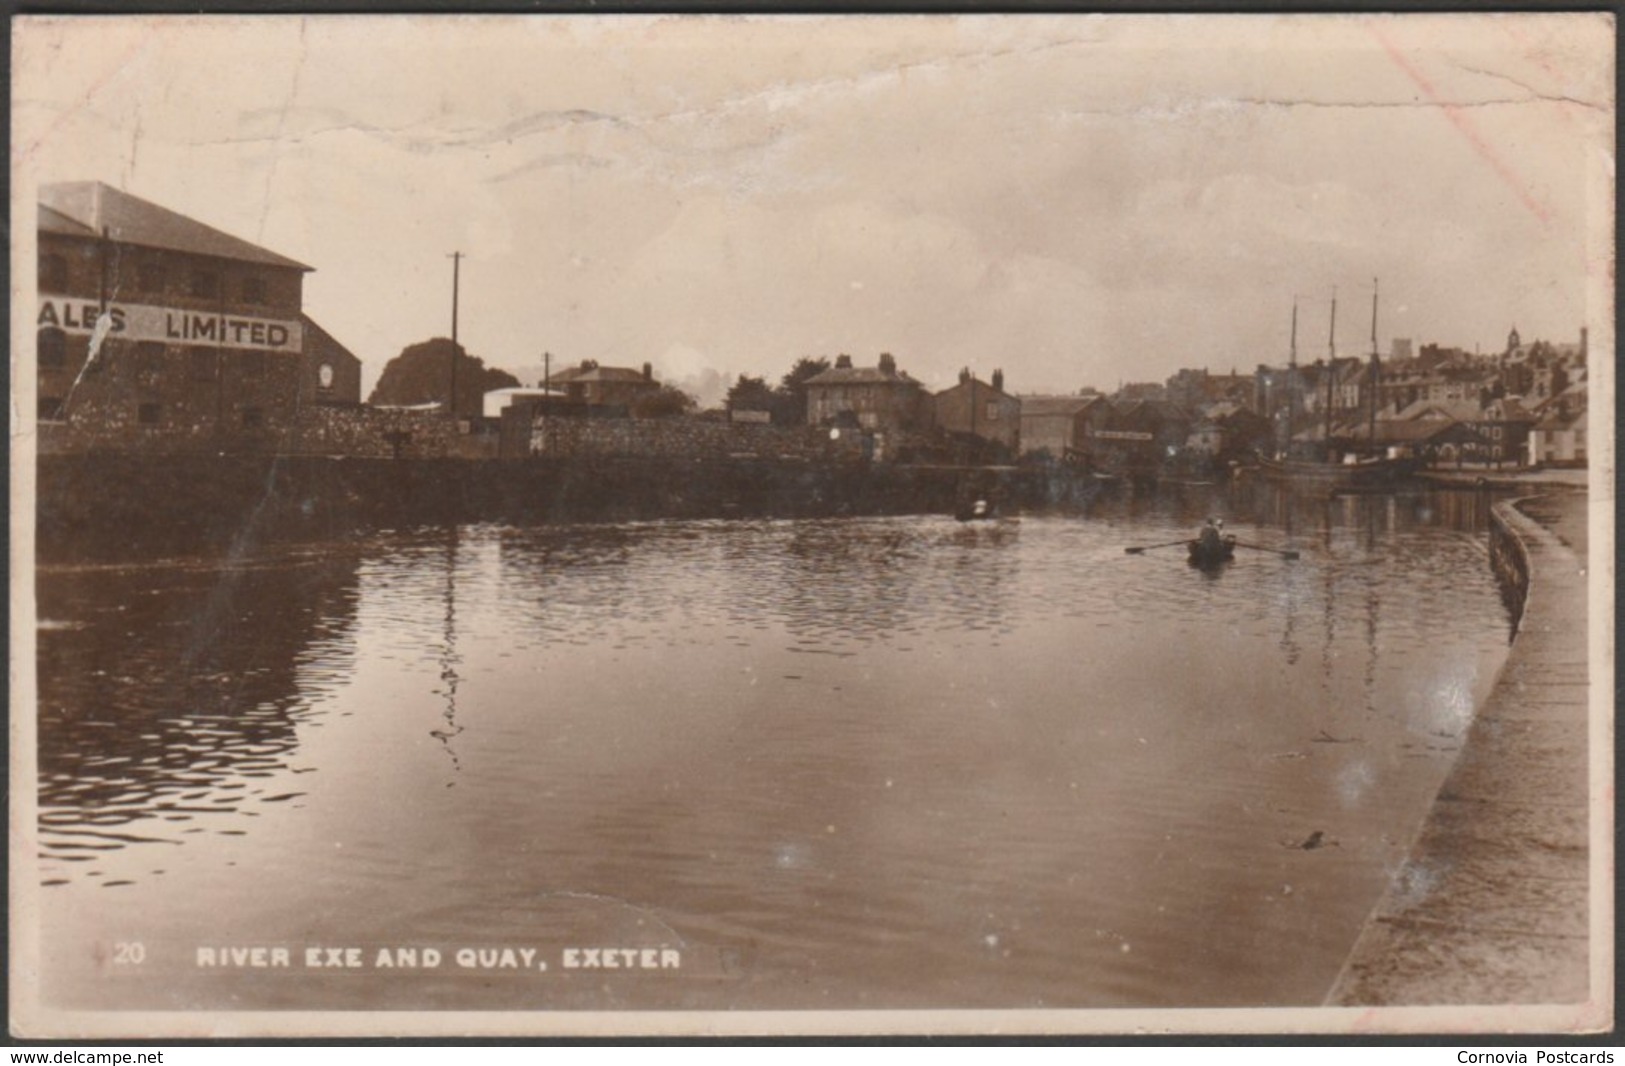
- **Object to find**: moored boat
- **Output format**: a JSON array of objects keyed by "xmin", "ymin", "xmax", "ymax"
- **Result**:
[
  {"xmin": 954, "ymin": 497, "xmax": 996, "ymax": 521},
  {"xmin": 1256, "ymin": 280, "xmax": 1419, "ymax": 495},
  {"xmin": 1255, "ymin": 454, "xmax": 1419, "ymax": 494}
]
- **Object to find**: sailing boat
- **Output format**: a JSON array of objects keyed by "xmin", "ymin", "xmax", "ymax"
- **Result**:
[{"xmin": 1256, "ymin": 280, "xmax": 1419, "ymax": 494}]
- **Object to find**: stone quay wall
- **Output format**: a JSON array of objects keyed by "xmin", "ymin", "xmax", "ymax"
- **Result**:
[
  {"xmin": 1489, "ymin": 500, "xmax": 1531, "ymax": 631},
  {"xmin": 36, "ymin": 452, "xmax": 993, "ymax": 562},
  {"xmin": 38, "ymin": 402, "xmax": 493, "ymax": 460},
  {"xmin": 522, "ymin": 416, "xmax": 832, "ymax": 462},
  {"xmin": 1329, "ymin": 492, "xmax": 1596, "ymax": 1018}
]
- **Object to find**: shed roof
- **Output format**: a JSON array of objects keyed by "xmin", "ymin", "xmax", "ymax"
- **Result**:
[{"xmin": 1019, "ymin": 396, "xmax": 1099, "ymax": 418}]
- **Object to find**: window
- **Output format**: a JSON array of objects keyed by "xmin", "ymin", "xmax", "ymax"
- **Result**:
[
  {"xmin": 37, "ymin": 397, "xmax": 65, "ymax": 423},
  {"xmin": 39, "ymin": 254, "xmax": 69, "ymax": 292},
  {"xmin": 318, "ymin": 363, "xmax": 335, "ymax": 390},
  {"xmin": 137, "ymin": 403, "xmax": 161, "ymax": 425},
  {"xmin": 37, "ymin": 329, "xmax": 67, "ymax": 370},
  {"xmin": 985, "ymin": 401, "xmax": 1001, "ymax": 422},
  {"xmin": 138, "ymin": 261, "xmax": 166, "ymax": 294},
  {"xmin": 189, "ymin": 269, "xmax": 220, "ymax": 299},
  {"xmin": 241, "ymin": 350, "xmax": 266, "ymax": 378},
  {"xmin": 242, "ymin": 276, "xmax": 268, "ymax": 304},
  {"xmin": 241, "ymin": 406, "xmax": 264, "ymax": 428},
  {"xmin": 191, "ymin": 349, "xmax": 217, "ymax": 382},
  {"xmin": 134, "ymin": 341, "xmax": 164, "ymax": 387}
]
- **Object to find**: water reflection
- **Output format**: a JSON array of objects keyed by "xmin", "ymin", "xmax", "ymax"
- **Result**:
[
  {"xmin": 36, "ymin": 548, "xmax": 361, "ymax": 886},
  {"xmin": 430, "ymin": 529, "xmax": 465, "ymax": 776},
  {"xmin": 34, "ymin": 489, "xmax": 1516, "ymax": 1009}
]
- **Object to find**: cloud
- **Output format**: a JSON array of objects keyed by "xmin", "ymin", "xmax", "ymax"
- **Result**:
[{"xmin": 17, "ymin": 13, "xmax": 1606, "ymax": 395}]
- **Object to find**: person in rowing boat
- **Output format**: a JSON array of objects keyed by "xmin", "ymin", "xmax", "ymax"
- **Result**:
[{"xmin": 1198, "ymin": 516, "xmax": 1224, "ymax": 556}]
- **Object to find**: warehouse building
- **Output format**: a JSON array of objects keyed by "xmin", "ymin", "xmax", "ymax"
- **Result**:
[{"xmin": 36, "ymin": 182, "xmax": 361, "ymax": 449}]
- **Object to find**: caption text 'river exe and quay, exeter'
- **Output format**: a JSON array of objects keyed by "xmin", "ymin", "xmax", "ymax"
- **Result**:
[{"xmin": 193, "ymin": 946, "xmax": 682, "ymax": 971}]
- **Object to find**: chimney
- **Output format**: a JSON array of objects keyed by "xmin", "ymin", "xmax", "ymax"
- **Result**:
[
  {"xmin": 642, "ymin": 362, "xmax": 652, "ymax": 381},
  {"xmin": 835, "ymin": 354, "xmax": 853, "ymax": 369},
  {"xmin": 991, "ymin": 369, "xmax": 1004, "ymax": 393},
  {"xmin": 959, "ymin": 367, "xmax": 971, "ymax": 385},
  {"xmin": 878, "ymin": 352, "xmax": 896, "ymax": 375}
]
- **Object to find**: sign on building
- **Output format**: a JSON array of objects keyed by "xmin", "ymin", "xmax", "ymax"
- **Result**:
[{"xmin": 37, "ymin": 298, "xmax": 303, "ymax": 353}]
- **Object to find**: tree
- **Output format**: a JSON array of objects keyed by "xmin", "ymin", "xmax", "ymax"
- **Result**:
[
  {"xmin": 772, "ymin": 356, "xmax": 831, "ymax": 426},
  {"xmin": 631, "ymin": 384, "xmax": 697, "ymax": 419},
  {"xmin": 367, "ymin": 337, "xmax": 520, "ymax": 418},
  {"xmin": 725, "ymin": 374, "xmax": 776, "ymax": 413}
]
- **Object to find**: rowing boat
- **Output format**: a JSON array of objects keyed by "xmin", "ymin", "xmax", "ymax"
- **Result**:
[{"xmin": 1188, "ymin": 534, "xmax": 1236, "ymax": 568}]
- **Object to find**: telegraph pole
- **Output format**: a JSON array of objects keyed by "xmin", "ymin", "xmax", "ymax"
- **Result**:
[{"xmin": 448, "ymin": 251, "xmax": 462, "ymax": 419}]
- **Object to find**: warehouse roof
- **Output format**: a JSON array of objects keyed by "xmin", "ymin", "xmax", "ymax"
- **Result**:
[{"xmin": 39, "ymin": 182, "xmax": 311, "ymax": 271}]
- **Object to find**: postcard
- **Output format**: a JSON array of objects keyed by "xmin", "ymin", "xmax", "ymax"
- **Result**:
[{"xmin": 10, "ymin": 12, "xmax": 1613, "ymax": 1039}]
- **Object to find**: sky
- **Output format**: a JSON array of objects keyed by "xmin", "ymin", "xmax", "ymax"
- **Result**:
[{"xmin": 13, "ymin": 14, "xmax": 1614, "ymax": 404}]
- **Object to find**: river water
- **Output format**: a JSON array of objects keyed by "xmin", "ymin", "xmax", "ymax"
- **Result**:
[{"xmin": 31, "ymin": 487, "xmax": 1512, "ymax": 1012}]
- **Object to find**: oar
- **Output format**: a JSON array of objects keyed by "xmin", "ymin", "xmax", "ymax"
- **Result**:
[
  {"xmin": 1125, "ymin": 539, "xmax": 1191, "ymax": 555},
  {"xmin": 1234, "ymin": 541, "xmax": 1300, "ymax": 561}
]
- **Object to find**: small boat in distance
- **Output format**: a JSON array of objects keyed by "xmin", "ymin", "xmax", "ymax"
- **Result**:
[{"xmin": 954, "ymin": 497, "xmax": 995, "ymax": 522}]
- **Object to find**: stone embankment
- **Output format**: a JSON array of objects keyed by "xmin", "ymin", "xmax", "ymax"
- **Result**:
[{"xmin": 1330, "ymin": 490, "xmax": 1598, "ymax": 1012}]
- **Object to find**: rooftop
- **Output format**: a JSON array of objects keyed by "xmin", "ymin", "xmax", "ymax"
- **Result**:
[
  {"xmin": 39, "ymin": 181, "xmax": 311, "ymax": 271},
  {"xmin": 805, "ymin": 359, "xmax": 922, "ymax": 388},
  {"xmin": 1020, "ymin": 395, "xmax": 1101, "ymax": 418},
  {"xmin": 550, "ymin": 363, "xmax": 654, "ymax": 384}
]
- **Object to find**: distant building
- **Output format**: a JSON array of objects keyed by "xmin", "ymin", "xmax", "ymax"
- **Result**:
[
  {"xmin": 483, "ymin": 386, "xmax": 565, "ymax": 419},
  {"xmin": 1529, "ymin": 410, "xmax": 1586, "ymax": 466},
  {"xmin": 804, "ymin": 353, "xmax": 931, "ymax": 434},
  {"xmin": 933, "ymin": 368, "xmax": 1019, "ymax": 454},
  {"xmin": 1165, "ymin": 367, "xmax": 1255, "ymax": 412},
  {"xmin": 548, "ymin": 360, "xmax": 661, "ymax": 410},
  {"xmin": 1085, "ymin": 399, "xmax": 1191, "ymax": 476},
  {"xmin": 35, "ymin": 182, "xmax": 361, "ymax": 444},
  {"xmin": 1115, "ymin": 381, "xmax": 1166, "ymax": 403},
  {"xmin": 1019, "ymin": 395, "xmax": 1103, "ymax": 459}
]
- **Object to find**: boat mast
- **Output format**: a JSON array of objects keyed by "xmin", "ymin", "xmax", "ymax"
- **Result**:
[
  {"xmin": 1367, "ymin": 277, "xmax": 1380, "ymax": 455},
  {"xmin": 1284, "ymin": 298, "xmax": 1297, "ymax": 460},
  {"xmin": 1325, "ymin": 287, "xmax": 1337, "ymax": 456}
]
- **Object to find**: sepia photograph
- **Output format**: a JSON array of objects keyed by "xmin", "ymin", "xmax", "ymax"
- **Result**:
[{"xmin": 9, "ymin": 12, "xmax": 1614, "ymax": 1039}]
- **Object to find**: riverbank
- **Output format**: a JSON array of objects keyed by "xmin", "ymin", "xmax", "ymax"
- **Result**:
[
  {"xmin": 1328, "ymin": 489, "xmax": 1599, "ymax": 1017},
  {"xmin": 34, "ymin": 453, "xmax": 1056, "ymax": 562},
  {"xmin": 1419, "ymin": 467, "xmax": 1590, "ymax": 493}
]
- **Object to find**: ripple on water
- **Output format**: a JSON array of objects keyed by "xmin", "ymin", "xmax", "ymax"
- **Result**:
[{"xmin": 34, "ymin": 499, "xmax": 1513, "ymax": 1009}]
